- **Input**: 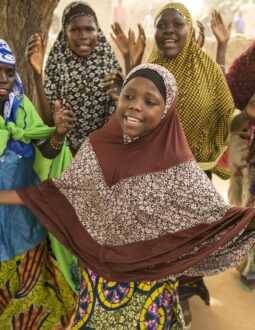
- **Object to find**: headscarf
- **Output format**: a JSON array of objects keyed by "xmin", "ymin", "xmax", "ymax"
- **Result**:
[
  {"xmin": 147, "ymin": 2, "xmax": 235, "ymax": 177},
  {"xmin": 226, "ymin": 41, "xmax": 255, "ymax": 111},
  {"xmin": 18, "ymin": 64, "xmax": 255, "ymax": 282},
  {"xmin": 44, "ymin": 1, "xmax": 121, "ymax": 151},
  {"xmin": 0, "ymin": 39, "xmax": 16, "ymax": 68},
  {"xmin": 90, "ymin": 63, "xmax": 194, "ymax": 186}
]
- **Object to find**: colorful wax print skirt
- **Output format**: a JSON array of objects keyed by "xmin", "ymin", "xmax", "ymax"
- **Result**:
[
  {"xmin": 72, "ymin": 268, "xmax": 185, "ymax": 329},
  {"xmin": 0, "ymin": 239, "xmax": 76, "ymax": 329}
]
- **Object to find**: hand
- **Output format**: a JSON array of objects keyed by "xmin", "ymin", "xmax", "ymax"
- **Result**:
[
  {"xmin": 104, "ymin": 70, "xmax": 124, "ymax": 101},
  {"xmin": 25, "ymin": 34, "xmax": 44, "ymax": 75},
  {"xmin": 53, "ymin": 101, "xmax": 74, "ymax": 138},
  {"xmin": 111, "ymin": 22, "xmax": 130, "ymax": 57},
  {"xmin": 129, "ymin": 24, "xmax": 146, "ymax": 67},
  {"xmin": 211, "ymin": 10, "xmax": 231, "ymax": 44},
  {"xmin": 196, "ymin": 21, "xmax": 205, "ymax": 48},
  {"xmin": 245, "ymin": 95, "xmax": 255, "ymax": 120}
]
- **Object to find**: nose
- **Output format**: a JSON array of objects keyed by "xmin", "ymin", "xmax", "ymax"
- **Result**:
[
  {"xmin": 129, "ymin": 98, "xmax": 142, "ymax": 111},
  {"xmin": 164, "ymin": 23, "xmax": 174, "ymax": 34},
  {"xmin": 79, "ymin": 29, "xmax": 89, "ymax": 39}
]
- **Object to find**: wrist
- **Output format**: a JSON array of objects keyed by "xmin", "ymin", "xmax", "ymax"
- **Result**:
[
  {"xmin": 243, "ymin": 107, "xmax": 255, "ymax": 120},
  {"xmin": 218, "ymin": 41, "xmax": 228, "ymax": 48},
  {"xmin": 123, "ymin": 53, "xmax": 131, "ymax": 60},
  {"xmin": 54, "ymin": 131, "xmax": 66, "ymax": 142},
  {"xmin": 33, "ymin": 71, "xmax": 42, "ymax": 78}
]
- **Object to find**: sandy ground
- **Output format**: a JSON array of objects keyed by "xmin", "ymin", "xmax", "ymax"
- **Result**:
[{"xmin": 189, "ymin": 176, "xmax": 255, "ymax": 330}]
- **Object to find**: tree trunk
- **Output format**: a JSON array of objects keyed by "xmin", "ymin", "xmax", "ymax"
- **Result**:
[{"xmin": 0, "ymin": 0, "xmax": 59, "ymax": 104}]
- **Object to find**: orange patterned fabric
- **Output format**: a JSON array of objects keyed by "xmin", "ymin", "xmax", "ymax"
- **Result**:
[{"xmin": 0, "ymin": 240, "xmax": 76, "ymax": 329}]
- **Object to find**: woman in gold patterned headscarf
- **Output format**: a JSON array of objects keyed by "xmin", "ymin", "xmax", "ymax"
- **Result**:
[{"xmin": 147, "ymin": 2, "xmax": 237, "ymax": 179}]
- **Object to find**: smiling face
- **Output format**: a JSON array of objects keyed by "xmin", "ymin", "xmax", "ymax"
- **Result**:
[
  {"xmin": 65, "ymin": 15, "xmax": 98, "ymax": 57},
  {"xmin": 155, "ymin": 9, "xmax": 189, "ymax": 58},
  {"xmin": 116, "ymin": 77, "xmax": 165, "ymax": 137},
  {"xmin": 0, "ymin": 63, "xmax": 15, "ymax": 105}
]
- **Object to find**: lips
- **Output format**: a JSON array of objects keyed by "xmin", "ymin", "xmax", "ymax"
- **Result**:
[
  {"xmin": 163, "ymin": 39, "xmax": 177, "ymax": 48},
  {"xmin": 0, "ymin": 88, "xmax": 9, "ymax": 96},
  {"xmin": 78, "ymin": 43, "xmax": 91, "ymax": 50},
  {"xmin": 124, "ymin": 115, "xmax": 143, "ymax": 127}
]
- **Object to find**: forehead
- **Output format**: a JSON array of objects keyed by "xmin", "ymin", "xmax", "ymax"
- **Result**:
[
  {"xmin": 0, "ymin": 63, "xmax": 15, "ymax": 71},
  {"xmin": 157, "ymin": 8, "xmax": 186, "ymax": 23},
  {"xmin": 124, "ymin": 77, "xmax": 162, "ymax": 94},
  {"xmin": 67, "ymin": 15, "xmax": 97, "ymax": 28}
]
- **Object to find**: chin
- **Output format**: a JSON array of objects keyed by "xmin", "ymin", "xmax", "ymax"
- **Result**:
[
  {"xmin": 163, "ymin": 50, "xmax": 179, "ymax": 59},
  {"xmin": 124, "ymin": 131, "xmax": 139, "ymax": 137}
]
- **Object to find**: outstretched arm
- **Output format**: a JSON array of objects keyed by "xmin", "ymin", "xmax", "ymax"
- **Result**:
[
  {"xmin": 26, "ymin": 34, "xmax": 54, "ymax": 126},
  {"xmin": 211, "ymin": 10, "xmax": 231, "ymax": 74},
  {"xmin": 0, "ymin": 190, "xmax": 23, "ymax": 205}
]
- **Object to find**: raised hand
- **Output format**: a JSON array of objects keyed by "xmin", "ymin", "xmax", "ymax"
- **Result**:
[
  {"xmin": 111, "ymin": 22, "xmax": 130, "ymax": 57},
  {"xmin": 129, "ymin": 24, "xmax": 146, "ymax": 68},
  {"xmin": 25, "ymin": 34, "xmax": 44, "ymax": 75},
  {"xmin": 211, "ymin": 10, "xmax": 231, "ymax": 44},
  {"xmin": 104, "ymin": 70, "xmax": 125, "ymax": 101},
  {"xmin": 53, "ymin": 101, "xmax": 74, "ymax": 138},
  {"xmin": 196, "ymin": 21, "xmax": 205, "ymax": 48}
]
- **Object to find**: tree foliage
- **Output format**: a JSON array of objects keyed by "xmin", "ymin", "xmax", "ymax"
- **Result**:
[{"xmin": 0, "ymin": 0, "xmax": 59, "ymax": 103}]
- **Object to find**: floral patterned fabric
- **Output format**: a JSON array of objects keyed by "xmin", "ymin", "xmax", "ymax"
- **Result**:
[
  {"xmin": 44, "ymin": 2, "xmax": 121, "ymax": 151},
  {"xmin": 72, "ymin": 268, "xmax": 185, "ymax": 330}
]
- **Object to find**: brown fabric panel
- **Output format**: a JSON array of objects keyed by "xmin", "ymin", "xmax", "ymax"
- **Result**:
[{"xmin": 17, "ymin": 180, "xmax": 255, "ymax": 281}]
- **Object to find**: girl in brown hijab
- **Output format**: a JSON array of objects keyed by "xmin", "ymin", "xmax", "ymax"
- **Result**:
[{"xmin": 0, "ymin": 64, "xmax": 255, "ymax": 329}]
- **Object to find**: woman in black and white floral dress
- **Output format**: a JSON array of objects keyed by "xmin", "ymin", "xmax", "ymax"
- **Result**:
[{"xmin": 26, "ymin": 1, "xmax": 121, "ymax": 154}]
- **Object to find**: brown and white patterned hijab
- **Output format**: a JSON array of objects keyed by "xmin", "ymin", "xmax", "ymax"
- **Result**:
[{"xmin": 90, "ymin": 63, "xmax": 194, "ymax": 187}]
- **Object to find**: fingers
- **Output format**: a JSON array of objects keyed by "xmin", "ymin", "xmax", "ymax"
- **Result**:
[
  {"xmin": 197, "ymin": 20, "xmax": 205, "ymax": 32},
  {"xmin": 26, "ymin": 34, "xmax": 43, "ymax": 58},
  {"xmin": 114, "ymin": 21, "xmax": 124, "ymax": 34},
  {"xmin": 111, "ymin": 22, "xmax": 124, "ymax": 35},
  {"xmin": 116, "ymin": 70, "xmax": 125, "ymax": 81},
  {"xmin": 128, "ymin": 29, "xmax": 136, "ymax": 44},
  {"xmin": 138, "ymin": 24, "xmax": 146, "ymax": 39},
  {"xmin": 110, "ymin": 32, "xmax": 117, "ymax": 43},
  {"xmin": 61, "ymin": 110, "xmax": 74, "ymax": 128},
  {"xmin": 106, "ymin": 87, "xmax": 120, "ymax": 101},
  {"xmin": 53, "ymin": 100, "xmax": 62, "ymax": 114},
  {"xmin": 103, "ymin": 71, "xmax": 117, "ymax": 86}
]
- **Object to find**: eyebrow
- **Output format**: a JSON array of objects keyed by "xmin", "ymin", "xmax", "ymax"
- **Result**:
[{"xmin": 124, "ymin": 87, "xmax": 160, "ymax": 99}]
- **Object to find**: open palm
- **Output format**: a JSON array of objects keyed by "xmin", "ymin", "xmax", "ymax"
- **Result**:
[
  {"xmin": 25, "ymin": 34, "xmax": 44, "ymax": 75},
  {"xmin": 129, "ymin": 24, "xmax": 146, "ymax": 67},
  {"xmin": 211, "ymin": 10, "xmax": 231, "ymax": 44},
  {"xmin": 111, "ymin": 22, "xmax": 129, "ymax": 56}
]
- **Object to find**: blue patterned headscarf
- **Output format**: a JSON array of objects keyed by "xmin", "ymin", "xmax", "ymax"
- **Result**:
[{"xmin": 0, "ymin": 39, "xmax": 16, "ymax": 68}]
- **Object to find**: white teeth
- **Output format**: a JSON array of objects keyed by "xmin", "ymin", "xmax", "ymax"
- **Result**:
[
  {"xmin": 127, "ymin": 117, "xmax": 140, "ymax": 123},
  {"xmin": 164, "ymin": 40, "xmax": 175, "ymax": 44}
]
